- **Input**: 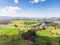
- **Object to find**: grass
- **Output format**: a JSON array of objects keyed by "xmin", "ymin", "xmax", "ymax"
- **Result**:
[
  {"xmin": 0, "ymin": 27, "xmax": 30, "ymax": 43},
  {"xmin": 0, "ymin": 20, "xmax": 60, "ymax": 45},
  {"xmin": 0, "ymin": 28, "xmax": 20, "ymax": 43},
  {"xmin": 3, "ymin": 20, "xmax": 40, "ymax": 27},
  {"xmin": 0, "ymin": 28, "xmax": 19, "ymax": 35},
  {"xmin": 35, "ymin": 26, "xmax": 60, "ymax": 45}
]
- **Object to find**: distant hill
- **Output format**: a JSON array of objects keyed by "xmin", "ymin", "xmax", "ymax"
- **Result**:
[{"xmin": 0, "ymin": 16, "xmax": 60, "ymax": 21}]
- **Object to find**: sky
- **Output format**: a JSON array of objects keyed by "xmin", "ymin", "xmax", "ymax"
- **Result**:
[{"xmin": 0, "ymin": 0, "xmax": 60, "ymax": 18}]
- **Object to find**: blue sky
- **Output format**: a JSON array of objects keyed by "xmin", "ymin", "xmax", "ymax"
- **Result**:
[{"xmin": 0, "ymin": 0, "xmax": 60, "ymax": 18}]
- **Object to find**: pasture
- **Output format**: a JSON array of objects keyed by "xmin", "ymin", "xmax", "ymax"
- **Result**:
[{"xmin": 0, "ymin": 20, "xmax": 60, "ymax": 45}]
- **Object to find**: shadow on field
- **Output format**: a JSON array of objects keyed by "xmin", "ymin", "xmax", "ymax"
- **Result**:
[
  {"xmin": 0, "ymin": 34, "xmax": 60, "ymax": 45},
  {"xmin": 33, "ymin": 35, "xmax": 60, "ymax": 45}
]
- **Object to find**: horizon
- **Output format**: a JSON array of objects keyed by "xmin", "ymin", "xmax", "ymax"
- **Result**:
[
  {"xmin": 1, "ymin": 15, "xmax": 60, "ymax": 18},
  {"xmin": 0, "ymin": 0, "xmax": 60, "ymax": 18}
]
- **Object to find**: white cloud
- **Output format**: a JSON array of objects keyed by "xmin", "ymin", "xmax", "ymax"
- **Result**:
[
  {"xmin": 1, "ymin": 6, "xmax": 21, "ymax": 13},
  {"xmin": 0, "ymin": 6, "xmax": 21, "ymax": 17},
  {"xmin": 14, "ymin": 0, "xmax": 19, "ymax": 4},
  {"xmin": 29, "ymin": 0, "xmax": 46, "ymax": 3},
  {"xmin": 34, "ymin": 0, "xmax": 40, "ymax": 3}
]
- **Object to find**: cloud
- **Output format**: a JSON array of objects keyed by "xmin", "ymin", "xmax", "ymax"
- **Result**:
[
  {"xmin": 33, "ymin": 0, "xmax": 40, "ymax": 3},
  {"xmin": 29, "ymin": 0, "xmax": 46, "ymax": 3},
  {"xmin": 0, "ymin": 6, "xmax": 21, "ymax": 17},
  {"xmin": 1, "ymin": 6, "xmax": 21, "ymax": 13},
  {"xmin": 14, "ymin": 0, "xmax": 19, "ymax": 4}
]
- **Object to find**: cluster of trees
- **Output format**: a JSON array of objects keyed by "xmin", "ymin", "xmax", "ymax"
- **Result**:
[
  {"xmin": 21, "ymin": 29, "xmax": 52, "ymax": 45},
  {"xmin": 22, "ymin": 30, "xmax": 36, "ymax": 42}
]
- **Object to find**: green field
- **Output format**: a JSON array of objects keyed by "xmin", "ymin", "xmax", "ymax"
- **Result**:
[{"xmin": 0, "ymin": 20, "xmax": 60, "ymax": 45}]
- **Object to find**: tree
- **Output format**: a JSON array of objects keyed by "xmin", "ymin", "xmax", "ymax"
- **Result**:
[
  {"xmin": 43, "ymin": 27, "xmax": 46, "ymax": 30},
  {"xmin": 46, "ymin": 42, "xmax": 51, "ymax": 45},
  {"xmin": 4, "ymin": 34, "xmax": 8, "ymax": 37},
  {"xmin": 18, "ymin": 31, "xmax": 21, "ymax": 33},
  {"xmin": 58, "ymin": 40, "xmax": 60, "ymax": 45},
  {"xmin": 22, "ymin": 30, "xmax": 36, "ymax": 42},
  {"xmin": 14, "ymin": 25, "xmax": 18, "ymax": 27},
  {"xmin": 59, "ymin": 40, "xmax": 60, "ymax": 43},
  {"xmin": 12, "ymin": 38, "xmax": 15, "ymax": 41}
]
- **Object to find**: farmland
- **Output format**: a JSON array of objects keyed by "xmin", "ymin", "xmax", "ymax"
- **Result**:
[{"xmin": 0, "ymin": 19, "xmax": 60, "ymax": 45}]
